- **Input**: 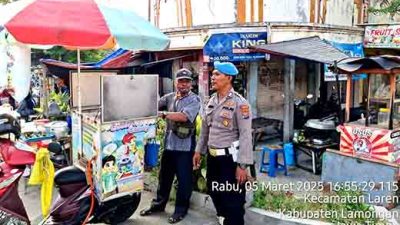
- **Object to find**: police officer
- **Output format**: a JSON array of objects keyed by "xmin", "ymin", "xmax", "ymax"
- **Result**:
[
  {"xmin": 193, "ymin": 61, "xmax": 253, "ymax": 225},
  {"xmin": 140, "ymin": 68, "xmax": 201, "ymax": 224}
]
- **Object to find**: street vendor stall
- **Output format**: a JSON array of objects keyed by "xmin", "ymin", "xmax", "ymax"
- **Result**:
[
  {"xmin": 71, "ymin": 72, "xmax": 159, "ymax": 201},
  {"xmin": 322, "ymin": 55, "xmax": 400, "ymax": 209},
  {"xmin": 0, "ymin": 0, "xmax": 170, "ymax": 223},
  {"xmin": 335, "ymin": 56, "xmax": 400, "ymax": 163}
]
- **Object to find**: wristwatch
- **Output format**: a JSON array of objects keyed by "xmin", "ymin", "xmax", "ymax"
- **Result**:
[
  {"xmin": 238, "ymin": 163, "xmax": 247, "ymax": 170},
  {"xmin": 161, "ymin": 111, "xmax": 167, "ymax": 119}
]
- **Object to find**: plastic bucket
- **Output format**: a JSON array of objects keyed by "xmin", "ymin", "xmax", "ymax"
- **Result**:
[
  {"xmin": 145, "ymin": 142, "xmax": 160, "ymax": 167},
  {"xmin": 284, "ymin": 142, "xmax": 295, "ymax": 166}
]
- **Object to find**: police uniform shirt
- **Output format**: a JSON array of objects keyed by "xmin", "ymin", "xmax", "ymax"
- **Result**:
[
  {"xmin": 159, "ymin": 91, "xmax": 201, "ymax": 152},
  {"xmin": 196, "ymin": 88, "xmax": 253, "ymax": 165}
]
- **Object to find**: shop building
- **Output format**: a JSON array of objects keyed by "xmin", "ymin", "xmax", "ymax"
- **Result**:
[{"xmin": 133, "ymin": 0, "xmax": 367, "ymax": 140}]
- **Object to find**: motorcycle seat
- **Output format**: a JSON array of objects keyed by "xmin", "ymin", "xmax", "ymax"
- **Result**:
[{"xmin": 54, "ymin": 166, "xmax": 86, "ymax": 186}]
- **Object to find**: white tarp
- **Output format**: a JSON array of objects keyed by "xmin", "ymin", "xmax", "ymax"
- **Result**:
[
  {"xmin": 0, "ymin": 1, "xmax": 32, "ymax": 104},
  {"xmin": 0, "ymin": 32, "xmax": 31, "ymax": 103}
]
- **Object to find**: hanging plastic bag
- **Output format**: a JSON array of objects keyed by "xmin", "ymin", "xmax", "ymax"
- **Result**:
[{"xmin": 28, "ymin": 146, "xmax": 55, "ymax": 217}]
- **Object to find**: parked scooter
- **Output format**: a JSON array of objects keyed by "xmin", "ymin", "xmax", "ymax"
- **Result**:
[{"xmin": 0, "ymin": 114, "xmax": 141, "ymax": 225}]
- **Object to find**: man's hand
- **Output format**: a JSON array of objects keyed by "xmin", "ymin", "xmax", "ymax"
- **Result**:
[
  {"xmin": 236, "ymin": 167, "xmax": 248, "ymax": 184},
  {"xmin": 193, "ymin": 152, "xmax": 201, "ymax": 169},
  {"xmin": 158, "ymin": 111, "xmax": 167, "ymax": 119}
]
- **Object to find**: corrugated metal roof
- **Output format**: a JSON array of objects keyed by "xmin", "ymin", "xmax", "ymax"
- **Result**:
[
  {"xmin": 334, "ymin": 55, "xmax": 400, "ymax": 73},
  {"xmin": 250, "ymin": 36, "xmax": 349, "ymax": 64}
]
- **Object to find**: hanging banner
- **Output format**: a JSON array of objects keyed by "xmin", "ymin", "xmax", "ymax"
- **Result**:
[
  {"xmin": 99, "ymin": 118, "xmax": 156, "ymax": 201},
  {"xmin": 324, "ymin": 41, "xmax": 366, "ymax": 82},
  {"xmin": 0, "ymin": 32, "xmax": 31, "ymax": 102},
  {"xmin": 364, "ymin": 25, "xmax": 400, "ymax": 48},
  {"xmin": 203, "ymin": 32, "xmax": 268, "ymax": 62}
]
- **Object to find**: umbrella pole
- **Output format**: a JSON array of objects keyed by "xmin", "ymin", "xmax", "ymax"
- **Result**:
[{"xmin": 77, "ymin": 49, "xmax": 81, "ymax": 116}]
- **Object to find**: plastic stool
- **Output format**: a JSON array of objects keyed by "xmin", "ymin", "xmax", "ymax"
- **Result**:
[{"xmin": 259, "ymin": 145, "xmax": 288, "ymax": 177}]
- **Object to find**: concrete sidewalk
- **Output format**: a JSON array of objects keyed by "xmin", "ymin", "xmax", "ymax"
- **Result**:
[{"xmin": 21, "ymin": 180, "xmax": 218, "ymax": 225}]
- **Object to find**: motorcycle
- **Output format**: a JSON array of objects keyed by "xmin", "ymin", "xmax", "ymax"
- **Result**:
[{"xmin": 0, "ymin": 114, "xmax": 141, "ymax": 225}]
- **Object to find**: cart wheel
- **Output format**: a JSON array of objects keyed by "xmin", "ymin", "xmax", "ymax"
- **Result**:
[{"xmin": 102, "ymin": 193, "xmax": 141, "ymax": 225}]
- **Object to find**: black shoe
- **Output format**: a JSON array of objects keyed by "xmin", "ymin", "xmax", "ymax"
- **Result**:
[
  {"xmin": 168, "ymin": 213, "xmax": 186, "ymax": 224},
  {"xmin": 139, "ymin": 206, "xmax": 164, "ymax": 216}
]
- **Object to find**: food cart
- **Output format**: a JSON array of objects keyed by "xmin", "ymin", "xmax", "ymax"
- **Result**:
[
  {"xmin": 334, "ymin": 56, "xmax": 400, "ymax": 163},
  {"xmin": 71, "ymin": 72, "xmax": 158, "ymax": 201},
  {"xmin": 322, "ymin": 56, "xmax": 400, "ymax": 209}
]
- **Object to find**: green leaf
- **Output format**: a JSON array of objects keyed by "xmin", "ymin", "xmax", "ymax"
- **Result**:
[
  {"xmin": 201, "ymin": 168, "xmax": 207, "ymax": 178},
  {"xmin": 197, "ymin": 177, "xmax": 207, "ymax": 193},
  {"xmin": 368, "ymin": 0, "xmax": 400, "ymax": 16},
  {"xmin": 34, "ymin": 108, "xmax": 43, "ymax": 113}
]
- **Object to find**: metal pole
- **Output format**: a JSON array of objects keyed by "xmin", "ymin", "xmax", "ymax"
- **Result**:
[
  {"xmin": 366, "ymin": 74, "xmax": 370, "ymax": 127},
  {"xmin": 42, "ymin": 64, "xmax": 49, "ymax": 117},
  {"xmin": 389, "ymin": 74, "xmax": 395, "ymax": 129},
  {"xmin": 334, "ymin": 61, "xmax": 343, "ymax": 124},
  {"xmin": 77, "ymin": 49, "xmax": 81, "ymax": 115}
]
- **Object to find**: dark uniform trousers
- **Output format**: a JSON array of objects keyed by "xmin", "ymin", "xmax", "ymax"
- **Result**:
[
  {"xmin": 152, "ymin": 149, "xmax": 194, "ymax": 215},
  {"xmin": 207, "ymin": 152, "xmax": 246, "ymax": 225}
]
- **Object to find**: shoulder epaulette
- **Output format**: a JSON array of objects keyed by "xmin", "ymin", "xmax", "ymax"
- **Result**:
[{"xmin": 233, "ymin": 91, "xmax": 247, "ymax": 102}]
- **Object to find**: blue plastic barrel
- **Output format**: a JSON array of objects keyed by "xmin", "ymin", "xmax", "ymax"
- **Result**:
[
  {"xmin": 145, "ymin": 142, "xmax": 160, "ymax": 167},
  {"xmin": 284, "ymin": 142, "xmax": 295, "ymax": 166}
]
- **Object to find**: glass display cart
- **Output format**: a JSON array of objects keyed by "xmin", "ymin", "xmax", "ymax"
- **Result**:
[{"xmin": 334, "ymin": 57, "xmax": 400, "ymax": 164}]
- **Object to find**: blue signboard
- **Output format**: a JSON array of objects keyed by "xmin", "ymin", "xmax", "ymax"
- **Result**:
[
  {"xmin": 203, "ymin": 32, "xmax": 268, "ymax": 62},
  {"xmin": 324, "ymin": 41, "xmax": 366, "ymax": 81}
]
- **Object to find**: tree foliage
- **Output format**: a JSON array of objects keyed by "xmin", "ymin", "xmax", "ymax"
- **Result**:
[
  {"xmin": 0, "ymin": 0, "xmax": 14, "ymax": 5},
  {"xmin": 38, "ymin": 47, "xmax": 112, "ymax": 63},
  {"xmin": 369, "ymin": 0, "xmax": 400, "ymax": 18}
]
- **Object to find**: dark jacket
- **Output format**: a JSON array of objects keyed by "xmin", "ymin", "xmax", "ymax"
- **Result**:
[{"xmin": 17, "ymin": 93, "xmax": 35, "ymax": 117}]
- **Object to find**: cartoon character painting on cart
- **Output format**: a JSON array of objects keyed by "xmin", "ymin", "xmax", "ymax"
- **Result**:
[{"xmin": 100, "ymin": 119, "xmax": 156, "ymax": 199}]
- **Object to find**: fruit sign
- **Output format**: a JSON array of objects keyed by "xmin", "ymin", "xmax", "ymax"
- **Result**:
[
  {"xmin": 364, "ymin": 25, "xmax": 400, "ymax": 48},
  {"xmin": 337, "ymin": 125, "xmax": 400, "ymax": 163}
]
